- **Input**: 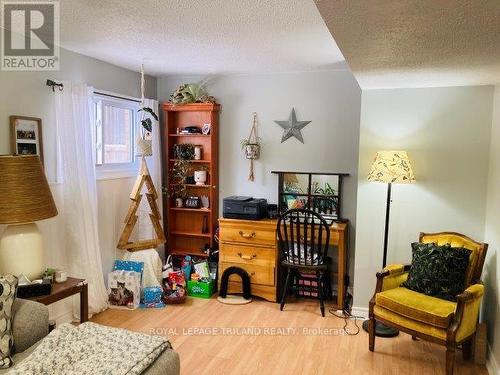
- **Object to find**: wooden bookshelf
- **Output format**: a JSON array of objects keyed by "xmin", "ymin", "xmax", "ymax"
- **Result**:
[{"xmin": 161, "ymin": 103, "xmax": 220, "ymax": 259}]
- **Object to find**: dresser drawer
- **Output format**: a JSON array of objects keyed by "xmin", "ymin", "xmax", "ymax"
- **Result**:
[
  {"xmin": 220, "ymin": 243, "xmax": 275, "ymax": 266},
  {"xmin": 220, "ymin": 221, "xmax": 276, "ymax": 247},
  {"xmin": 220, "ymin": 262, "xmax": 275, "ymax": 286}
]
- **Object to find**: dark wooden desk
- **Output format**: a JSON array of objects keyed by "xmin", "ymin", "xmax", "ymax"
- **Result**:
[{"xmin": 27, "ymin": 277, "xmax": 88, "ymax": 323}]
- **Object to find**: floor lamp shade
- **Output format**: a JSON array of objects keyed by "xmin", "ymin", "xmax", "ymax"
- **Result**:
[
  {"xmin": 0, "ymin": 155, "xmax": 58, "ymax": 279},
  {"xmin": 367, "ymin": 150, "xmax": 415, "ymax": 184}
]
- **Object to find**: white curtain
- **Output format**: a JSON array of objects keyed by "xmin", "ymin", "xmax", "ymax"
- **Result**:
[{"xmin": 54, "ymin": 82, "xmax": 108, "ymax": 316}]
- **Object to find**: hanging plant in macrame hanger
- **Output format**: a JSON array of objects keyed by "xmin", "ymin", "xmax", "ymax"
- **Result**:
[
  {"xmin": 240, "ymin": 112, "xmax": 261, "ymax": 181},
  {"xmin": 136, "ymin": 64, "xmax": 159, "ymax": 157},
  {"xmin": 117, "ymin": 64, "xmax": 165, "ymax": 252}
]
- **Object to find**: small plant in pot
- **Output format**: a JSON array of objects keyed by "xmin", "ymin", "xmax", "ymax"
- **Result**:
[
  {"xmin": 194, "ymin": 165, "xmax": 210, "ymax": 186},
  {"xmin": 137, "ymin": 107, "xmax": 159, "ymax": 156},
  {"xmin": 240, "ymin": 137, "xmax": 261, "ymax": 160},
  {"xmin": 169, "ymin": 81, "xmax": 216, "ymax": 105},
  {"xmin": 242, "ymin": 112, "xmax": 261, "ymax": 181}
]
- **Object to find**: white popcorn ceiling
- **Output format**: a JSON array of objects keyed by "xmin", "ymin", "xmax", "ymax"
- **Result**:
[
  {"xmin": 58, "ymin": 0, "xmax": 346, "ymax": 77},
  {"xmin": 315, "ymin": 0, "xmax": 500, "ymax": 88}
]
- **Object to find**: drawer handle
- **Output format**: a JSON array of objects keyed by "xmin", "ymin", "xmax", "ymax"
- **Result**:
[
  {"xmin": 238, "ymin": 230, "xmax": 256, "ymax": 239},
  {"xmin": 237, "ymin": 252, "xmax": 257, "ymax": 260}
]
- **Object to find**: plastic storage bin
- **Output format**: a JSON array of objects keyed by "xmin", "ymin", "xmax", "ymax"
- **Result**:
[{"xmin": 187, "ymin": 279, "xmax": 215, "ymax": 298}]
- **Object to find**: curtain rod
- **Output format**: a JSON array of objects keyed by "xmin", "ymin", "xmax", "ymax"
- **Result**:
[
  {"xmin": 46, "ymin": 79, "xmax": 63, "ymax": 92},
  {"xmin": 46, "ymin": 80, "xmax": 142, "ymax": 104},
  {"xmin": 94, "ymin": 91, "xmax": 141, "ymax": 103}
]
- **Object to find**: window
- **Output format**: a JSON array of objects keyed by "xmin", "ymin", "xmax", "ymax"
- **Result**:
[{"xmin": 93, "ymin": 93, "xmax": 140, "ymax": 179}]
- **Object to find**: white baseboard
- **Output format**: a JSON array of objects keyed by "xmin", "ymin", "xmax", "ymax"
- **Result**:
[
  {"xmin": 487, "ymin": 344, "xmax": 500, "ymax": 375},
  {"xmin": 351, "ymin": 306, "xmax": 369, "ymax": 319}
]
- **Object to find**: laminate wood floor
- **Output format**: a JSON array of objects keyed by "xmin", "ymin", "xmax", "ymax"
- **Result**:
[{"xmin": 91, "ymin": 297, "xmax": 488, "ymax": 375}]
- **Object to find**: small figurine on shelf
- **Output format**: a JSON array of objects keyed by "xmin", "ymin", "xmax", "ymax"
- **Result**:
[
  {"xmin": 201, "ymin": 196, "xmax": 210, "ymax": 209},
  {"xmin": 202, "ymin": 123, "xmax": 211, "ymax": 135},
  {"xmin": 194, "ymin": 145, "xmax": 202, "ymax": 160}
]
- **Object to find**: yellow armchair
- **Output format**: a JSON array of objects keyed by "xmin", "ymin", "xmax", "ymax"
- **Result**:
[{"xmin": 368, "ymin": 232, "xmax": 488, "ymax": 375}]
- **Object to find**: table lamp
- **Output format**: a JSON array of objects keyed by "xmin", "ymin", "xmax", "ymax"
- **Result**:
[
  {"xmin": 362, "ymin": 150, "xmax": 415, "ymax": 337},
  {"xmin": 0, "ymin": 155, "xmax": 58, "ymax": 279}
]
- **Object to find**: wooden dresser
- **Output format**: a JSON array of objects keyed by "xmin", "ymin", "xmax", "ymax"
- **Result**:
[
  {"xmin": 219, "ymin": 217, "xmax": 349, "ymax": 308},
  {"xmin": 218, "ymin": 218, "xmax": 278, "ymax": 302}
]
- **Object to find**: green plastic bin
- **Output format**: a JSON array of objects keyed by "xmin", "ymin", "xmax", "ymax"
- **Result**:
[{"xmin": 187, "ymin": 279, "xmax": 215, "ymax": 298}]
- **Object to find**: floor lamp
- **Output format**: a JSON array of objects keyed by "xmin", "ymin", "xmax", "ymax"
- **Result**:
[{"xmin": 362, "ymin": 150, "xmax": 416, "ymax": 337}]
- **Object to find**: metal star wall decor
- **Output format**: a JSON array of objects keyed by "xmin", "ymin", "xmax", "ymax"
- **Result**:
[{"xmin": 274, "ymin": 108, "xmax": 311, "ymax": 143}]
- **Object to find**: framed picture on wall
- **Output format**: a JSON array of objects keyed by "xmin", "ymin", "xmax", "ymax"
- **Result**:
[{"xmin": 10, "ymin": 116, "xmax": 44, "ymax": 164}]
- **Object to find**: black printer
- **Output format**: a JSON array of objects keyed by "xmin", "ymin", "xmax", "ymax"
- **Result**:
[{"xmin": 223, "ymin": 196, "xmax": 268, "ymax": 220}]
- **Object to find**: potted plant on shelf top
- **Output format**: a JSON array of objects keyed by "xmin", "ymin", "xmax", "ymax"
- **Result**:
[{"xmin": 169, "ymin": 81, "xmax": 216, "ymax": 105}]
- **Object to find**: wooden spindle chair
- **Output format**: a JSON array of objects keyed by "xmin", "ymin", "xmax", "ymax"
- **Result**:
[{"xmin": 277, "ymin": 208, "xmax": 330, "ymax": 317}]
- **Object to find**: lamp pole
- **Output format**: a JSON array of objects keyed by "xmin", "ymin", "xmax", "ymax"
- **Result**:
[
  {"xmin": 382, "ymin": 183, "xmax": 392, "ymax": 268},
  {"xmin": 362, "ymin": 182, "xmax": 399, "ymax": 337}
]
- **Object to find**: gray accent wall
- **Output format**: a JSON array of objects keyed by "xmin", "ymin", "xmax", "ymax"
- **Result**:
[{"xmin": 158, "ymin": 71, "xmax": 362, "ymax": 289}]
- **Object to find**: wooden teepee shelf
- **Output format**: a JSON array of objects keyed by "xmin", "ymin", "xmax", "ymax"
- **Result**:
[{"xmin": 117, "ymin": 157, "xmax": 166, "ymax": 252}]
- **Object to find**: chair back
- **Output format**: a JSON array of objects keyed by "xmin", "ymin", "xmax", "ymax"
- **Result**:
[
  {"xmin": 277, "ymin": 208, "xmax": 330, "ymax": 267},
  {"xmin": 419, "ymin": 232, "xmax": 488, "ymax": 285}
]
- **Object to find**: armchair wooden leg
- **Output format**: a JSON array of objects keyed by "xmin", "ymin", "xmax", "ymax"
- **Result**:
[
  {"xmin": 462, "ymin": 338, "xmax": 473, "ymax": 360},
  {"xmin": 280, "ymin": 268, "xmax": 292, "ymax": 311},
  {"xmin": 368, "ymin": 317, "xmax": 375, "ymax": 352},
  {"xmin": 446, "ymin": 344, "xmax": 455, "ymax": 375}
]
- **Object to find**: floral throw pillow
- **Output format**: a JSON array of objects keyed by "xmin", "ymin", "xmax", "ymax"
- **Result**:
[
  {"xmin": 0, "ymin": 274, "xmax": 18, "ymax": 368},
  {"xmin": 403, "ymin": 242, "xmax": 471, "ymax": 301}
]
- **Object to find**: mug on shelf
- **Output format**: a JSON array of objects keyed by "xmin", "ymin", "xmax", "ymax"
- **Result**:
[{"xmin": 55, "ymin": 270, "xmax": 68, "ymax": 283}]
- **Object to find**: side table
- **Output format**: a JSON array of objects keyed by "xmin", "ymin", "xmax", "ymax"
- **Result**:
[{"xmin": 26, "ymin": 277, "xmax": 88, "ymax": 323}]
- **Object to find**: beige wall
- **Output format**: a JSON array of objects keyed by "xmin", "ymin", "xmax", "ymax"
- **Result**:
[
  {"xmin": 484, "ymin": 84, "xmax": 500, "ymax": 374},
  {"xmin": 354, "ymin": 86, "xmax": 494, "ymax": 310},
  {"xmin": 0, "ymin": 47, "xmax": 157, "ymax": 322}
]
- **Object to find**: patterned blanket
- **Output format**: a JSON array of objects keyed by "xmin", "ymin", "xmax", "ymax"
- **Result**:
[{"xmin": 8, "ymin": 322, "xmax": 171, "ymax": 375}]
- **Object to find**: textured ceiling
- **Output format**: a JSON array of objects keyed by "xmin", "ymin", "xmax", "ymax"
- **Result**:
[
  {"xmin": 58, "ymin": 0, "xmax": 346, "ymax": 77},
  {"xmin": 315, "ymin": 0, "xmax": 500, "ymax": 88}
]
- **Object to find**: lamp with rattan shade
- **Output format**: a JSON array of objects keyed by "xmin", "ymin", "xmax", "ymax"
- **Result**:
[
  {"xmin": 0, "ymin": 155, "xmax": 57, "ymax": 279},
  {"xmin": 362, "ymin": 150, "xmax": 415, "ymax": 338}
]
